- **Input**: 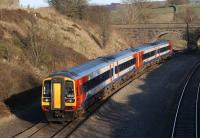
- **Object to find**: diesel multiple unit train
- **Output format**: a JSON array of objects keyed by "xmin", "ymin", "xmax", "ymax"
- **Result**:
[{"xmin": 42, "ymin": 40, "xmax": 173, "ymax": 121}]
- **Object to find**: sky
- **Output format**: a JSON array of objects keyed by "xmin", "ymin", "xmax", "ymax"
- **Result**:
[
  {"xmin": 20, "ymin": 0, "xmax": 49, "ymax": 8},
  {"xmin": 20, "ymin": 0, "xmax": 165, "ymax": 8}
]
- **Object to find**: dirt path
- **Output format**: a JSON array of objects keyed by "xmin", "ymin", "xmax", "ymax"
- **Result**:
[{"xmin": 0, "ymin": 53, "xmax": 199, "ymax": 138}]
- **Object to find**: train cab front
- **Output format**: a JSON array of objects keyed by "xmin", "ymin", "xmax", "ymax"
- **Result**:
[{"xmin": 41, "ymin": 76, "xmax": 76, "ymax": 122}]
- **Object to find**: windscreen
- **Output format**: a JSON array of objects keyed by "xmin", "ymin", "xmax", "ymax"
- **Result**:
[
  {"xmin": 65, "ymin": 81, "xmax": 74, "ymax": 98},
  {"xmin": 44, "ymin": 80, "xmax": 51, "ymax": 97}
]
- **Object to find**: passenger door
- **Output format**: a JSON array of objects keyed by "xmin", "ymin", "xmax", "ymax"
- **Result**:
[
  {"xmin": 51, "ymin": 79, "xmax": 65, "ymax": 110},
  {"xmin": 134, "ymin": 51, "xmax": 143, "ymax": 70}
]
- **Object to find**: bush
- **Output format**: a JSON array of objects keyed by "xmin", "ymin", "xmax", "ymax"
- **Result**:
[
  {"xmin": 48, "ymin": 0, "xmax": 88, "ymax": 19},
  {"xmin": 87, "ymin": 6, "xmax": 111, "ymax": 48}
]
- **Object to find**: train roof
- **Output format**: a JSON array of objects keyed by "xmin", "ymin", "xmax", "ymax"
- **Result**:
[
  {"xmin": 68, "ymin": 49, "xmax": 138, "ymax": 79},
  {"xmin": 49, "ymin": 40, "xmax": 169, "ymax": 80},
  {"xmin": 50, "ymin": 49, "xmax": 138, "ymax": 80},
  {"xmin": 50, "ymin": 58, "xmax": 109, "ymax": 79},
  {"xmin": 104, "ymin": 48, "xmax": 139, "ymax": 61},
  {"xmin": 136, "ymin": 40, "xmax": 169, "ymax": 51}
]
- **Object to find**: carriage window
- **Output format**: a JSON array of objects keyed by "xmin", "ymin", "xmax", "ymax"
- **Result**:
[
  {"xmin": 158, "ymin": 46, "xmax": 170, "ymax": 53},
  {"xmin": 65, "ymin": 81, "xmax": 74, "ymax": 98},
  {"xmin": 142, "ymin": 50, "xmax": 156, "ymax": 60},
  {"xmin": 115, "ymin": 58, "xmax": 135, "ymax": 74},
  {"xmin": 82, "ymin": 69, "xmax": 113, "ymax": 92},
  {"xmin": 44, "ymin": 80, "xmax": 51, "ymax": 97}
]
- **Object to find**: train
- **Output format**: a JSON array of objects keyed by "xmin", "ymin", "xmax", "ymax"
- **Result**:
[{"xmin": 41, "ymin": 40, "xmax": 173, "ymax": 122}]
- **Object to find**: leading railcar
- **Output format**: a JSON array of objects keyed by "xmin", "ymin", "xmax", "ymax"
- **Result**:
[{"xmin": 41, "ymin": 40, "xmax": 173, "ymax": 122}]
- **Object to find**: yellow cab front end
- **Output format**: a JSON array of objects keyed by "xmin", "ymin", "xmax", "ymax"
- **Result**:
[{"xmin": 41, "ymin": 76, "xmax": 76, "ymax": 122}]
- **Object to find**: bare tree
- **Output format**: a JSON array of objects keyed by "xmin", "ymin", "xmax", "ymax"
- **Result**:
[
  {"xmin": 167, "ymin": 0, "xmax": 189, "ymax": 5},
  {"xmin": 178, "ymin": 7, "xmax": 199, "ymax": 23},
  {"xmin": 25, "ymin": 20, "xmax": 48, "ymax": 66},
  {"xmin": 119, "ymin": 2, "xmax": 137, "ymax": 24},
  {"xmin": 48, "ymin": 0, "xmax": 88, "ymax": 19},
  {"xmin": 121, "ymin": 0, "xmax": 151, "ymax": 24},
  {"xmin": 101, "ymin": 10, "xmax": 111, "ymax": 48},
  {"xmin": 87, "ymin": 6, "xmax": 111, "ymax": 48}
]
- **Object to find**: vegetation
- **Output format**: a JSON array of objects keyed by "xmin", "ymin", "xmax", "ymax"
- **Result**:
[
  {"xmin": 0, "ymin": 8, "xmax": 127, "ymax": 103},
  {"xmin": 111, "ymin": 3, "xmax": 200, "ymax": 24},
  {"xmin": 167, "ymin": 0, "xmax": 189, "ymax": 5},
  {"xmin": 87, "ymin": 6, "xmax": 111, "ymax": 48},
  {"xmin": 0, "ymin": 0, "xmax": 19, "ymax": 7},
  {"xmin": 48, "ymin": 0, "xmax": 88, "ymax": 19},
  {"xmin": 48, "ymin": 0, "xmax": 112, "ymax": 48},
  {"xmin": 119, "ymin": 0, "xmax": 152, "ymax": 24}
]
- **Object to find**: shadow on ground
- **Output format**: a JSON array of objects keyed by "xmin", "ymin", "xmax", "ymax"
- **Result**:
[
  {"xmin": 71, "ymin": 53, "xmax": 200, "ymax": 138},
  {"xmin": 4, "ymin": 86, "xmax": 45, "ymax": 123}
]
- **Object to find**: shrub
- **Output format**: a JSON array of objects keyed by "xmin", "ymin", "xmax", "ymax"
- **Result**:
[{"xmin": 48, "ymin": 0, "xmax": 88, "ymax": 19}]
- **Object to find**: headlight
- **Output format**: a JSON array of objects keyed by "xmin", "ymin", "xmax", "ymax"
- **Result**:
[
  {"xmin": 43, "ymin": 98, "xmax": 51, "ymax": 102},
  {"xmin": 65, "ymin": 99, "xmax": 75, "ymax": 103}
]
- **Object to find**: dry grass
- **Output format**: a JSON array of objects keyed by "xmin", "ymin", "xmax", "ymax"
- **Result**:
[
  {"xmin": 0, "ymin": 8, "xmax": 128, "ymax": 104},
  {"xmin": 0, "ymin": 61, "xmax": 40, "ymax": 100},
  {"xmin": 36, "ymin": 9, "xmax": 129, "ymax": 59}
]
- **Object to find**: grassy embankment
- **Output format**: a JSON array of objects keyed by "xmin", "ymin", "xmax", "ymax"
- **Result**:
[{"xmin": 0, "ymin": 8, "xmax": 128, "ymax": 116}]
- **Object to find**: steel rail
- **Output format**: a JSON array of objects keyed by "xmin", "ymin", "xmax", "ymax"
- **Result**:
[
  {"xmin": 195, "ymin": 83, "xmax": 200, "ymax": 138},
  {"xmin": 13, "ymin": 121, "xmax": 48, "ymax": 138},
  {"xmin": 171, "ymin": 62, "xmax": 200, "ymax": 138}
]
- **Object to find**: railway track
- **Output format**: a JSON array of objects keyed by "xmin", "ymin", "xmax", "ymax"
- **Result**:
[
  {"xmin": 171, "ymin": 62, "xmax": 200, "ymax": 138},
  {"xmin": 14, "ymin": 122, "xmax": 48, "ymax": 138},
  {"xmin": 13, "ymin": 121, "xmax": 70, "ymax": 138}
]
